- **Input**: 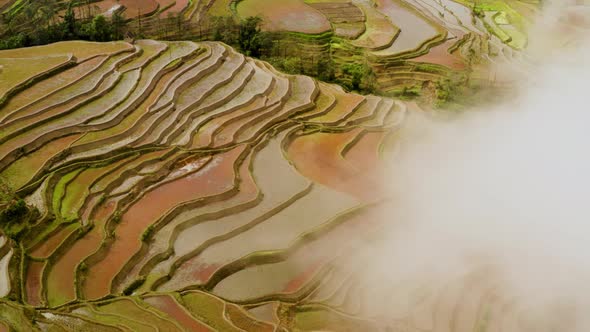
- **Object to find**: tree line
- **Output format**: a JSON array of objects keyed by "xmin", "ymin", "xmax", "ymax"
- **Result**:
[
  {"xmin": 0, "ymin": 2, "xmax": 376, "ymax": 94},
  {"xmin": 208, "ymin": 15, "xmax": 375, "ymax": 94},
  {"xmin": 0, "ymin": 1, "xmax": 127, "ymax": 50}
]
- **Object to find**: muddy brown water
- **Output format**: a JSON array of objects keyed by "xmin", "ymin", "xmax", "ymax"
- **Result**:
[{"xmin": 83, "ymin": 146, "xmax": 244, "ymax": 299}]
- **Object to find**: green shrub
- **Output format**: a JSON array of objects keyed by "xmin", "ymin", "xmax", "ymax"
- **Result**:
[
  {"xmin": 141, "ymin": 225, "xmax": 155, "ymax": 242},
  {"xmin": 0, "ymin": 199, "xmax": 27, "ymax": 223},
  {"xmin": 122, "ymin": 277, "xmax": 146, "ymax": 296},
  {"xmin": 0, "ymin": 199, "xmax": 30, "ymax": 240},
  {"xmin": 401, "ymin": 86, "xmax": 421, "ymax": 97},
  {"xmin": 265, "ymin": 57, "xmax": 304, "ymax": 75},
  {"xmin": 238, "ymin": 16, "xmax": 273, "ymax": 57},
  {"xmin": 211, "ymin": 16, "xmax": 238, "ymax": 45},
  {"xmin": 112, "ymin": 211, "xmax": 122, "ymax": 224},
  {"xmin": 340, "ymin": 63, "xmax": 375, "ymax": 93},
  {"xmin": 317, "ymin": 57, "xmax": 335, "ymax": 82}
]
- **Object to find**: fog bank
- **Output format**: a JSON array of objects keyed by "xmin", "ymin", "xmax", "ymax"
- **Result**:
[{"xmin": 344, "ymin": 3, "xmax": 590, "ymax": 331}]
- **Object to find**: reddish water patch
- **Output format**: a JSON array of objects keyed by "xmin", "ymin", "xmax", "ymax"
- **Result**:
[
  {"xmin": 412, "ymin": 40, "xmax": 465, "ymax": 70},
  {"xmin": 161, "ymin": 152, "xmax": 258, "ymax": 289},
  {"xmin": 278, "ymin": 208, "xmax": 388, "ymax": 294},
  {"xmin": 84, "ymin": 146, "xmax": 244, "ymax": 299},
  {"xmin": 284, "ymin": 206, "xmax": 387, "ymax": 296},
  {"xmin": 283, "ymin": 260, "xmax": 323, "ymax": 293},
  {"xmin": 182, "ymin": 262, "xmax": 221, "ymax": 285},
  {"xmin": 144, "ymin": 294, "xmax": 213, "ymax": 331},
  {"xmin": 345, "ymin": 131, "xmax": 385, "ymax": 173},
  {"xmin": 564, "ymin": 7, "xmax": 590, "ymax": 29},
  {"xmin": 25, "ymin": 261, "xmax": 45, "ymax": 306},
  {"xmin": 287, "ymin": 130, "xmax": 384, "ymax": 202},
  {"xmin": 119, "ymin": 154, "xmax": 255, "ymax": 289},
  {"xmin": 29, "ymin": 224, "xmax": 77, "ymax": 259},
  {"xmin": 46, "ymin": 200, "xmax": 117, "ymax": 306},
  {"xmin": 160, "ymin": 0, "xmax": 189, "ymax": 16},
  {"xmin": 57, "ymin": 0, "xmax": 158, "ymax": 20},
  {"xmin": 309, "ymin": 92, "xmax": 365, "ymax": 124},
  {"xmin": 120, "ymin": 0, "xmax": 159, "ymax": 17},
  {"xmin": 237, "ymin": 0, "xmax": 331, "ymax": 34}
]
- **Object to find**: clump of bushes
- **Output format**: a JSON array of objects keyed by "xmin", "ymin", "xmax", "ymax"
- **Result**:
[
  {"xmin": 122, "ymin": 277, "xmax": 146, "ymax": 296},
  {"xmin": 0, "ymin": 199, "xmax": 31, "ymax": 240},
  {"xmin": 141, "ymin": 225, "xmax": 155, "ymax": 242},
  {"xmin": 78, "ymin": 262, "xmax": 88, "ymax": 273},
  {"xmin": 112, "ymin": 211, "xmax": 122, "ymax": 224},
  {"xmin": 400, "ymin": 85, "xmax": 421, "ymax": 98},
  {"xmin": 266, "ymin": 57, "xmax": 304, "ymax": 75},
  {"xmin": 339, "ymin": 62, "xmax": 375, "ymax": 93},
  {"xmin": 433, "ymin": 74, "xmax": 469, "ymax": 108},
  {"xmin": 209, "ymin": 15, "xmax": 272, "ymax": 58}
]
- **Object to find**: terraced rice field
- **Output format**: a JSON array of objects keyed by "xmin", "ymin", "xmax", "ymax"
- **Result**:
[
  {"xmin": 372, "ymin": 0, "xmax": 440, "ymax": 55},
  {"xmin": 0, "ymin": 0, "xmax": 549, "ymax": 329},
  {"xmin": 0, "ymin": 39, "xmax": 407, "ymax": 330},
  {"xmin": 237, "ymin": 0, "xmax": 332, "ymax": 34},
  {"xmin": 307, "ymin": 0, "xmax": 367, "ymax": 39},
  {"xmin": 1, "ymin": 0, "xmax": 534, "ymax": 94}
]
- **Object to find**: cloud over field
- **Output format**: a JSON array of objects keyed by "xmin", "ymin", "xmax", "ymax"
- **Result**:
[{"xmin": 345, "ymin": 2, "xmax": 590, "ymax": 330}]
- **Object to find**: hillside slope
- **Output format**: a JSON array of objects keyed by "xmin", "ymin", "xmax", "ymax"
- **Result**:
[{"xmin": 0, "ymin": 40, "xmax": 403, "ymax": 331}]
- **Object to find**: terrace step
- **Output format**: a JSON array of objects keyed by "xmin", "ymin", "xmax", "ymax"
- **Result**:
[
  {"xmin": 28, "ymin": 223, "xmax": 79, "ymax": 259},
  {"xmin": 148, "ymin": 43, "xmax": 218, "ymax": 111},
  {"xmin": 0, "ymin": 248, "xmax": 12, "ymax": 299},
  {"xmin": 39, "ymin": 43, "xmax": 199, "ymax": 165},
  {"xmin": 0, "ymin": 56, "xmax": 105, "ymax": 117},
  {"xmin": 154, "ymin": 132, "xmax": 312, "ymax": 292},
  {"xmin": 0, "ymin": 301, "xmax": 38, "ymax": 331},
  {"xmin": 114, "ymin": 149, "xmax": 260, "ymax": 292},
  {"xmin": 179, "ymin": 291, "xmax": 246, "ymax": 331},
  {"xmin": 94, "ymin": 297, "xmax": 185, "ymax": 331},
  {"xmin": 152, "ymin": 47, "xmax": 252, "ymax": 146},
  {"xmin": 292, "ymin": 82, "xmax": 339, "ymax": 121},
  {"xmin": 246, "ymin": 301, "xmax": 281, "ymax": 326},
  {"xmin": 304, "ymin": 87, "xmax": 366, "ymax": 126},
  {"xmin": 58, "ymin": 44, "xmax": 223, "ymax": 163},
  {"xmin": 198, "ymin": 184, "xmax": 359, "ymax": 292},
  {"xmin": 44, "ymin": 196, "xmax": 120, "ymax": 306},
  {"xmin": 142, "ymin": 294, "xmax": 214, "ymax": 331},
  {"xmin": 134, "ymin": 46, "xmax": 245, "ymax": 146},
  {"xmin": 177, "ymin": 59, "xmax": 275, "ymax": 148},
  {"xmin": 0, "ymin": 134, "xmax": 82, "ymax": 190},
  {"xmin": 85, "ymin": 41, "xmax": 198, "ymax": 126},
  {"xmin": 0, "ymin": 48, "xmax": 138, "ymax": 126},
  {"xmin": 369, "ymin": 0, "xmax": 443, "ymax": 58},
  {"xmin": 81, "ymin": 146, "xmax": 247, "ymax": 300},
  {"xmin": 342, "ymin": 95, "xmax": 383, "ymax": 126},
  {"xmin": 38, "ymin": 312, "xmax": 125, "ymax": 331},
  {"xmin": 0, "ymin": 54, "xmax": 75, "ymax": 108},
  {"xmin": 0, "ymin": 39, "xmax": 406, "ymax": 329},
  {"xmin": 308, "ymin": 1, "xmax": 366, "ymax": 39},
  {"xmin": 350, "ymin": 0, "xmax": 398, "ymax": 50},
  {"xmin": 71, "ymin": 304, "xmax": 157, "ymax": 331},
  {"xmin": 233, "ymin": 75, "xmax": 318, "ymax": 144},
  {"xmin": 210, "ymin": 205, "xmax": 373, "ymax": 303},
  {"xmin": 63, "ymin": 51, "xmax": 213, "ymax": 159}
]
